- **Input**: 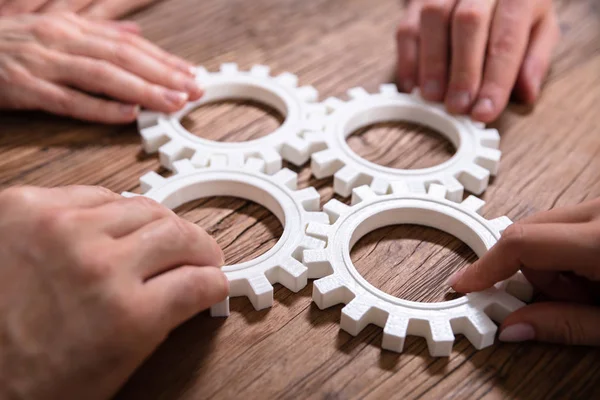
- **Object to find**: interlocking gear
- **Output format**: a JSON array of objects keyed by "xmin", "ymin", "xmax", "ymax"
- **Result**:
[
  {"xmin": 303, "ymin": 182, "xmax": 532, "ymax": 357},
  {"xmin": 138, "ymin": 63, "xmax": 327, "ymax": 173},
  {"xmin": 122, "ymin": 157, "xmax": 327, "ymax": 316},
  {"xmin": 311, "ymin": 85, "xmax": 502, "ymax": 201}
]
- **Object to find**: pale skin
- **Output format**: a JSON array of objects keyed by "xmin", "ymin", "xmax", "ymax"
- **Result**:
[
  {"xmin": 0, "ymin": 0, "xmax": 156, "ymax": 19},
  {"xmin": 0, "ymin": 185, "xmax": 228, "ymax": 399},
  {"xmin": 397, "ymin": 0, "xmax": 561, "ymax": 122}
]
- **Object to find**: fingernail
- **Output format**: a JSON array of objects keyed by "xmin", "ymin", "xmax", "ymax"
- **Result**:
[
  {"xmin": 473, "ymin": 98, "xmax": 494, "ymax": 116},
  {"xmin": 422, "ymin": 80, "xmax": 441, "ymax": 97},
  {"xmin": 164, "ymin": 90, "xmax": 188, "ymax": 106},
  {"xmin": 446, "ymin": 269, "xmax": 465, "ymax": 288},
  {"xmin": 448, "ymin": 91, "xmax": 471, "ymax": 111},
  {"xmin": 177, "ymin": 63, "xmax": 196, "ymax": 76},
  {"xmin": 120, "ymin": 104, "xmax": 139, "ymax": 115},
  {"xmin": 498, "ymin": 323, "xmax": 536, "ymax": 343},
  {"xmin": 184, "ymin": 79, "xmax": 203, "ymax": 96}
]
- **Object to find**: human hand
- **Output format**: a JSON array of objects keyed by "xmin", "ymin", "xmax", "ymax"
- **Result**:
[
  {"xmin": 449, "ymin": 197, "xmax": 600, "ymax": 346},
  {"xmin": 0, "ymin": 0, "xmax": 156, "ymax": 20},
  {"xmin": 0, "ymin": 12, "xmax": 202, "ymax": 123},
  {"xmin": 396, "ymin": 0, "xmax": 560, "ymax": 122},
  {"xmin": 0, "ymin": 185, "xmax": 227, "ymax": 400}
]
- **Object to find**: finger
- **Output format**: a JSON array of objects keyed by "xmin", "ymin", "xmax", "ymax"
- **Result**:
[
  {"xmin": 396, "ymin": 1, "xmax": 422, "ymax": 93},
  {"xmin": 498, "ymin": 302, "xmax": 600, "ymax": 346},
  {"xmin": 50, "ymin": 54, "xmax": 189, "ymax": 113},
  {"xmin": 419, "ymin": 0, "xmax": 457, "ymax": 101},
  {"xmin": 99, "ymin": 20, "xmax": 141, "ymax": 34},
  {"xmin": 67, "ymin": 14, "xmax": 195, "ymax": 76},
  {"xmin": 450, "ymin": 222, "xmax": 600, "ymax": 293},
  {"xmin": 81, "ymin": 0, "xmax": 155, "ymax": 20},
  {"xmin": 86, "ymin": 196, "xmax": 175, "ymax": 238},
  {"xmin": 122, "ymin": 216, "xmax": 224, "ymax": 279},
  {"xmin": 61, "ymin": 34, "xmax": 203, "ymax": 100},
  {"xmin": 8, "ymin": 185, "xmax": 121, "ymax": 209},
  {"xmin": 521, "ymin": 268, "xmax": 595, "ymax": 304},
  {"xmin": 514, "ymin": 9, "xmax": 560, "ymax": 104},
  {"xmin": 445, "ymin": 0, "xmax": 496, "ymax": 113},
  {"xmin": 472, "ymin": 0, "xmax": 538, "ymax": 122},
  {"xmin": 38, "ymin": 0, "xmax": 94, "ymax": 13},
  {"xmin": 0, "ymin": 0, "xmax": 49, "ymax": 15},
  {"xmin": 519, "ymin": 198, "xmax": 600, "ymax": 225},
  {"xmin": 144, "ymin": 266, "xmax": 228, "ymax": 330},
  {"xmin": 27, "ymin": 77, "xmax": 138, "ymax": 123}
]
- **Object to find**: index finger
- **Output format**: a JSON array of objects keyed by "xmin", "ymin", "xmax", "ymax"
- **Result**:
[{"xmin": 450, "ymin": 222, "xmax": 600, "ymax": 293}]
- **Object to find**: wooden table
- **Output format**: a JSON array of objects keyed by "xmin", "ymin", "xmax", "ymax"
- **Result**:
[{"xmin": 2, "ymin": 0, "xmax": 600, "ymax": 398}]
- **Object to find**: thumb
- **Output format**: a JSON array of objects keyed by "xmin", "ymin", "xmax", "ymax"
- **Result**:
[
  {"xmin": 498, "ymin": 302, "xmax": 600, "ymax": 346},
  {"xmin": 145, "ymin": 266, "xmax": 229, "ymax": 330}
]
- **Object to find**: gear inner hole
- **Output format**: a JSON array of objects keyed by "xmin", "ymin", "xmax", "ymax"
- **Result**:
[
  {"xmin": 175, "ymin": 196, "xmax": 283, "ymax": 265},
  {"xmin": 347, "ymin": 121, "xmax": 456, "ymax": 169},
  {"xmin": 180, "ymin": 99, "xmax": 285, "ymax": 143}
]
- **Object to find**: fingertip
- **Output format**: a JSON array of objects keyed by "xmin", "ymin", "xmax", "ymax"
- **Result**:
[
  {"xmin": 471, "ymin": 97, "xmax": 497, "ymax": 123},
  {"xmin": 445, "ymin": 90, "xmax": 472, "ymax": 114},
  {"xmin": 498, "ymin": 323, "xmax": 536, "ymax": 343}
]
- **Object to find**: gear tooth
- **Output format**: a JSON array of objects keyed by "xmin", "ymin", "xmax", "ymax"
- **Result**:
[
  {"xmin": 303, "ymin": 249, "xmax": 331, "ymax": 279},
  {"xmin": 220, "ymin": 62, "xmax": 238, "ymax": 75},
  {"xmin": 281, "ymin": 136, "xmax": 310, "ymax": 165},
  {"xmin": 302, "ymin": 113, "xmax": 326, "ymax": 133},
  {"xmin": 227, "ymin": 152, "xmax": 245, "ymax": 169},
  {"xmin": 341, "ymin": 300, "xmax": 388, "ymax": 336},
  {"xmin": 306, "ymin": 211, "xmax": 330, "ymax": 224},
  {"xmin": 137, "ymin": 110, "xmax": 160, "ymax": 130},
  {"xmin": 390, "ymin": 180, "xmax": 410, "ymax": 195},
  {"xmin": 476, "ymin": 148, "xmax": 502, "ymax": 175},
  {"xmin": 140, "ymin": 124, "xmax": 170, "ymax": 153},
  {"xmin": 323, "ymin": 199, "xmax": 350, "ymax": 223},
  {"xmin": 306, "ymin": 222, "xmax": 330, "ymax": 241},
  {"xmin": 440, "ymin": 176, "xmax": 464, "ymax": 202},
  {"xmin": 461, "ymin": 196, "xmax": 486, "ymax": 214},
  {"xmin": 258, "ymin": 148, "xmax": 282, "ymax": 174},
  {"xmin": 480, "ymin": 129, "xmax": 500, "ymax": 149},
  {"xmin": 121, "ymin": 191, "xmax": 139, "ymax": 198},
  {"xmin": 209, "ymin": 154, "xmax": 228, "ymax": 168},
  {"xmin": 234, "ymin": 274, "xmax": 273, "ymax": 311},
  {"xmin": 311, "ymin": 149, "xmax": 344, "ymax": 179},
  {"xmin": 379, "ymin": 83, "xmax": 399, "ymax": 97},
  {"xmin": 245, "ymin": 157, "xmax": 266, "ymax": 173},
  {"xmin": 139, "ymin": 171, "xmax": 166, "ymax": 192},
  {"xmin": 250, "ymin": 64, "xmax": 270, "ymax": 78},
  {"xmin": 296, "ymin": 85, "xmax": 319, "ymax": 103},
  {"xmin": 503, "ymin": 272, "xmax": 534, "ymax": 302},
  {"xmin": 483, "ymin": 290, "xmax": 526, "ymax": 323},
  {"xmin": 334, "ymin": 166, "xmax": 371, "ymax": 197},
  {"xmin": 427, "ymin": 183, "xmax": 448, "ymax": 199},
  {"xmin": 408, "ymin": 181, "xmax": 427, "ymax": 194},
  {"xmin": 382, "ymin": 315, "xmax": 410, "ymax": 353},
  {"xmin": 292, "ymin": 235, "xmax": 326, "ymax": 266},
  {"xmin": 370, "ymin": 177, "xmax": 391, "ymax": 195},
  {"xmin": 313, "ymin": 274, "xmax": 352, "ymax": 309},
  {"xmin": 275, "ymin": 258, "xmax": 308, "ymax": 292},
  {"xmin": 410, "ymin": 87, "xmax": 424, "ymax": 100},
  {"xmin": 306, "ymin": 103, "xmax": 328, "ymax": 119},
  {"xmin": 424, "ymin": 319, "xmax": 455, "ymax": 357},
  {"xmin": 294, "ymin": 187, "xmax": 321, "ymax": 211},
  {"xmin": 347, "ymin": 87, "xmax": 369, "ymax": 100},
  {"xmin": 272, "ymin": 168, "xmax": 297, "ymax": 190},
  {"xmin": 451, "ymin": 313, "xmax": 497, "ymax": 350},
  {"xmin": 458, "ymin": 163, "xmax": 490, "ymax": 195},
  {"xmin": 351, "ymin": 185, "xmax": 377, "ymax": 206},
  {"xmin": 302, "ymin": 132, "xmax": 327, "ymax": 154},
  {"xmin": 472, "ymin": 121, "xmax": 486, "ymax": 129},
  {"xmin": 194, "ymin": 66, "xmax": 209, "ymax": 80},
  {"xmin": 172, "ymin": 159, "xmax": 195, "ymax": 174},
  {"xmin": 210, "ymin": 297, "xmax": 230, "ymax": 317},
  {"xmin": 324, "ymin": 97, "xmax": 345, "ymax": 113},
  {"xmin": 190, "ymin": 152, "xmax": 209, "ymax": 168},
  {"xmin": 275, "ymin": 72, "xmax": 299, "ymax": 88},
  {"xmin": 490, "ymin": 216, "xmax": 513, "ymax": 234},
  {"xmin": 159, "ymin": 140, "xmax": 188, "ymax": 169}
]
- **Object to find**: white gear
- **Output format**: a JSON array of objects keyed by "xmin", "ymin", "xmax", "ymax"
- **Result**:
[
  {"xmin": 303, "ymin": 182, "xmax": 532, "ymax": 357},
  {"xmin": 311, "ymin": 85, "xmax": 502, "ymax": 201},
  {"xmin": 138, "ymin": 63, "xmax": 327, "ymax": 173},
  {"xmin": 122, "ymin": 157, "xmax": 328, "ymax": 317}
]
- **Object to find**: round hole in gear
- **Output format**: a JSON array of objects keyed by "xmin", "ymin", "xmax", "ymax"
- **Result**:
[
  {"xmin": 180, "ymin": 99, "xmax": 285, "ymax": 143},
  {"xmin": 174, "ymin": 196, "xmax": 284, "ymax": 266},
  {"xmin": 351, "ymin": 224, "xmax": 476, "ymax": 303},
  {"xmin": 346, "ymin": 120, "xmax": 456, "ymax": 170}
]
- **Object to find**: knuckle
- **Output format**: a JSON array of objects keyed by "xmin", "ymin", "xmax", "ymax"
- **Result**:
[
  {"xmin": 454, "ymin": 5, "xmax": 486, "ymax": 30},
  {"xmin": 32, "ymin": 17, "xmax": 72, "ymax": 42},
  {"xmin": 0, "ymin": 186, "xmax": 40, "ymax": 208},
  {"xmin": 71, "ymin": 243, "xmax": 115, "ymax": 282},
  {"xmin": 38, "ymin": 208, "xmax": 79, "ymax": 235},
  {"xmin": 112, "ymin": 43, "xmax": 132, "ymax": 67},
  {"xmin": 89, "ymin": 60, "xmax": 113, "ymax": 81},
  {"xmin": 556, "ymin": 318, "xmax": 587, "ymax": 345},
  {"xmin": 130, "ymin": 196, "xmax": 169, "ymax": 217},
  {"xmin": 488, "ymin": 33, "xmax": 519, "ymax": 57},
  {"xmin": 499, "ymin": 223, "xmax": 526, "ymax": 251}
]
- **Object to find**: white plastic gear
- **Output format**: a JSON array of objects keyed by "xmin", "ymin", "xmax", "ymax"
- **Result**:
[
  {"xmin": 311, "ymin": 85, "xmax": 502, "ymax": 201},
  {"xmin": 303, "ymin": 182, "xmax": 532, "ymax": 357},
  {"xmin": 137, "ymin": 63, "xmax": 327, "ymax": 174},
  {"xmin": 122, "ymin": 156, "xmax": 328, "ymax": 316}
]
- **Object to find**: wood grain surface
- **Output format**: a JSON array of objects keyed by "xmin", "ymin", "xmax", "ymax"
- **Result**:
[{"xmin": 1, "ymin": 0, "xmax": 600, "ymax": 398}]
